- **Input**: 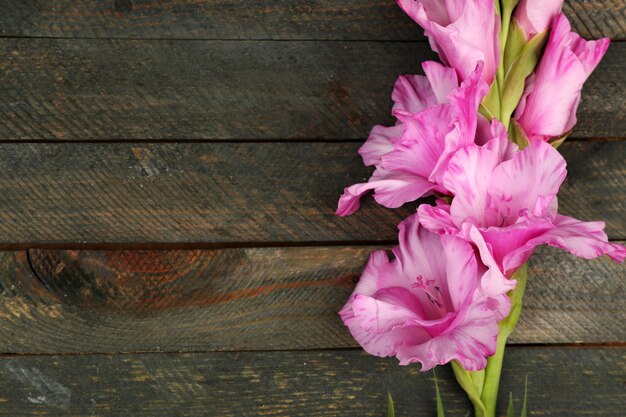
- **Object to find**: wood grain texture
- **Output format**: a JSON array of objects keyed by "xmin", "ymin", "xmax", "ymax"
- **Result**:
[
  {"xmin": 0, "ymin": 0, "xmax": 622, "ymax": 40},
  {"xmin": 0, "ymin": 141, "xmax": 622, "ymax": 245},
  {"xmin": 0, "ymin": 244, "xmax": 622, "ymax": 353},
  {"xmin": 0, "ymin": 348, "xmax": 623, "ymax": 416},
  {"xmin": 0, "ymin": 39, "xmax": 623, "ymax": 140}
]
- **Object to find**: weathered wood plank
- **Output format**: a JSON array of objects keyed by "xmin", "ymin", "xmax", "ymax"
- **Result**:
[
  {"xmin": 0, "ymin": 141, "xmax": 622, "ymax": 245},
  {"xmin": 0, "ymin": 244, "xmax": 622, "ymax": 353},
  {"xmin": 0, "ymin": 348, "xmax": 622, "ymax": 416},
  {"xmin": 0, "ymin": 39, "xmax": 622, "ymax": 140},
  {"xmin": 0, "ymin": 0, "xmax": 622, "ymax": 40}
]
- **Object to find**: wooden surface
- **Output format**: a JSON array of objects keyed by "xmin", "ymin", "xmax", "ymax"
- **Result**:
[
  {"xmin": 0, "ymin": 348, "xmax": 622, "ymax": 416},
  {"xmin": 0, "ymin": 40, "xmax": 623, "ymax": 140},
  {"xmin": 0, "ymin": 245, "xmax": 622, "ymax": 354},
  {"xmin": 0, "ymin": 1, "xmax": 624, "ymax": 415},
  {"xmin": 0, "ymin": 0, "xmax": 623, "ymax": 40},
  {"xmin": 0, "ymin": 141, "xmax": 622, "ymax": 245}
]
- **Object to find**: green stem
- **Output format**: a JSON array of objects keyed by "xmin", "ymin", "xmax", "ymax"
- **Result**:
[
  {"xmin": 497, "ymin": 0, "xmax": 519, "ymax": 123},
  {"xmin": 480, "ymin": 330, "xmax": 508, "ymax": 417},
  {"xmin": 481, "ymin": 263, "xmax": 528, "ymax": 417}
]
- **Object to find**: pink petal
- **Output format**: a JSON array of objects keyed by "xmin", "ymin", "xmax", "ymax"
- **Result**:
[
  {"xmin": 441, "ymin": 235, "xmax": 478, "ymax": 310},
  {"xmin": 390, "ymin": 214, "xmax": 448, "ymax": 288},
  {"xmin": 513, "ymin": 0, "xmax": 563, "ymax": 39},
  {"xmin": 359, "ymin": 124, "xmax": 403, "ymax": 167},
  {"xmin": 444, "ymin": 145, "xmax": 500, "ymax": 227},
  {"xmin": 445, "ymin": 62, "xmax": 489, "ymax": 146},
  {"xmin": 514, "ymin": 14, "xmax": 610, "ymax": 142},
  {"xmin": 464, "ymin": 224, "xmax": 516, "ymax": 319},
  {"xmin": 483, "ymin": 119, "xmax": 519, "ymax": 161},
  {"xmin": 516, "ymin": 214, "xmax": 626, "ymax": 264},
  {"xmin": 429, "ymin": 63, "xmax": 489, "ymax": 185},
  {"xmin": 343, "ymin": 316, "xmax": 431, "ymax": 359},
  {"xmin": 488, "ymin": 141, "xmax": 567, "ymax": 223},
  {"xmin": 336, "ymin": 169, "xmax": 437, "ymax": 216},
  {"xmin": 417, "ymin": 202, "xmax": 457, "ymax": 235},
  {"xmin": 422, "ymin": 61, "xmax": 459, "ymax": 103},
  {"xmin": 396, "ymin": 298, "xmax": 498, "ymax": 371},
  {"xmin": 397, "ymin": 0, "xmax": 500, "ymax": 84},
  {"xmin": 392, "ymin": 74, "xmax": 438, "ymax": 114},
  {"xmin": 352, "ymin": 250, "xmax": 390, "ymax": 297},
  {"xmin": 383, "ymin": 106, "xmax": 451, "ymax": 178},
  {"xmin": 476, "ymin": 215, "xmax": 555, "ymax": 274}
]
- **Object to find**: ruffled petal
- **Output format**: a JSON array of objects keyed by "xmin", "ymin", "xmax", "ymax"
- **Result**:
[
  {"xmin": 396, "ymin": 297, "xmax": 498, "ymax": 371},
  {"xmin": 383, "ymin": 106, "xmax": 450, "ymax": 178},
  {"xmin": 510, "ymin": 214, "xmax": 626, "ymax": 265},
  {"xmin": 483, "ymin": 119, "xmax": 519, "ymax": 161},
  {"xmin": 359, "ymin": 124, "xmax": 403, "ymax": 167},
  {"xmin": 392, "ymin": 74, "xmax": 438, "ymax": 114},
  {"xmin": 417, "ymin": 202, "xmax": 457, "ymax": 235},
  {"xmin": 488, "ymin": 141, "xmax": 567, "ymax": 223},
  {"xmin": 336, "ymin": 169, "xmax": 437, "ymax": 216},
  {"xmin": 463, "ymin": 224, "xmax": 516, "ymax": 320},
  {"xmin": 429, "ymin": 63, "xmax": 489, "ymax": 184},
  {"xmin": 422, "ymin": 61, "xmax": 459, "ymax": 103},
  {"xmin": 477, "ymin": 215, "xmax": 555, "ymax": 274},
  {"xmin": 351, "ymin": 250, "xmax": 390, "ymax": 297},
  {"xmin": 389, "ymin": 214, "xmax": 448, "ymax": 288},
  {"xmin": 444, "ymin": 145, "xmax": 500, "ymax": 227}
]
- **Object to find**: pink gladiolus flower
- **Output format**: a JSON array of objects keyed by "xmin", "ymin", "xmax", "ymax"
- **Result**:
[
  {"xmin": 339, "ymin": 214, "xmax": 508, "ymax": 371},
  {"xmin": 336, "ymin": 62, "xmax": 488, "ymax": 216},
  {"xmin": 514, "ymin": 14, "xmax": 610, "ymax": 143},
  {"xmin": 396, "ymin": 0, "xmax": 500, "ymax": 84},
  {"xmin": 418, "ymin": 134, "xmax": 626, "ymax": 279},
  {"xmin": 513, "ymin": 0, "xmax": 563, "ymax": 39}
]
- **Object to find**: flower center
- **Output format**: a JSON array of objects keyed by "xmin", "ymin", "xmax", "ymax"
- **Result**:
[{"xmin": 411, "ymin": 274, "xmax": 446, "ymax": 314}]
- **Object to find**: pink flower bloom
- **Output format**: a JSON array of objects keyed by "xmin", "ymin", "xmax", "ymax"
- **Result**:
[
  {"xmin": 336, "ymin": 62, "xmax": 488, "ymax": 216},
  {"xmin": 339, "ymin": 214, "xmax": 508, "ymax": 371},
  {"xmin": 418, "ymin": 136, "xmax": 626, "ymax": 278},
  {"xmin": 514, "ymin": 14, "xmax": 610, "ymax": 143},
  {"xmin": 396, "ymin": 0, "xmax": 500, "ymax": 84},
  {"xmin": 513, "ymin": 0, "xmax": 563, "ymax": 39}
]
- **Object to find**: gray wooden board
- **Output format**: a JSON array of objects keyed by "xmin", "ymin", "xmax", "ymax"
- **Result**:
[
  {"xmin": 0, "ymin": 0, "xmax": 622, "ymax": 41},
  {"xmin": 0, "ymin": 141, "xmax": 621, "ymax": 245},
  {"xmin": 0, "ymin": 244, "xmax": 623, "ymax": 354},
  {"xmin": 0, "ymin": 348, "xmax": 622, "ymax": 416},
  {"xmin": 0, "ymin": 40, "xmax": 623, "ymax": 140}
]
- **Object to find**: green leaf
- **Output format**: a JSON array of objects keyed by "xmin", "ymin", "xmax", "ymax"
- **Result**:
[
  {"xmin": 549, "ymin": 130, "xmax": 571, "ymax": 149},
  {"xmin": 507, "ymin": 119, "xmax": 530, "ymax": 150},
  {"xmin": 434, "ymin": 372, "xmax": 445, "ymax": 417},
  {"xmin": 480, "ymin": 83, "xmax": 501, "ymax": 122},
  {"xmin": 451, "ymin": 361, "xmax": 486, "ymax": 416},
  {"xmin": 469, "ymin": 369, "xmax": 485, "ymax": 397},
  {"xmin": 387, "ymin": 392, "xmax": 395, "ymax": 417},
  {"xmin": 521, "ymin": 374, "xmax": 529, "ymax": 417},
  {"xmin": 506, "ymin": 392, "xmax": 515, "ymax": 417},
  {"xmin": 499, "ymin": 28, "xmax": 549, "ymax": 128},
  {"xmin": 503, "ymin": 19, "xmax": 528, "ymax": 75}
]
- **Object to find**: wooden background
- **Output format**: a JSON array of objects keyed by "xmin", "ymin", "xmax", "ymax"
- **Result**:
[{"xmin": 0, "ymin": 1, "xmax": 624, "ymax": 415}]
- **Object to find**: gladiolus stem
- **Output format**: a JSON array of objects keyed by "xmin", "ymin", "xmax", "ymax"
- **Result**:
[
  {"xmin": 480, "ymin": 263, "xmax": 528, "ymax": 417},
  {"xmin": 497, "ymin": 0, "xmax": 520, "ymax": 122},
  {"xmin": 480, "ymin": 329, "xmax": 508, "ymax": 417}
]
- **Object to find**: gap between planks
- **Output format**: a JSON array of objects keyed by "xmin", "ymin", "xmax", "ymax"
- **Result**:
[{"xmin": 0, "ymin": 343, "xmax": 623, "ymax": 358}]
